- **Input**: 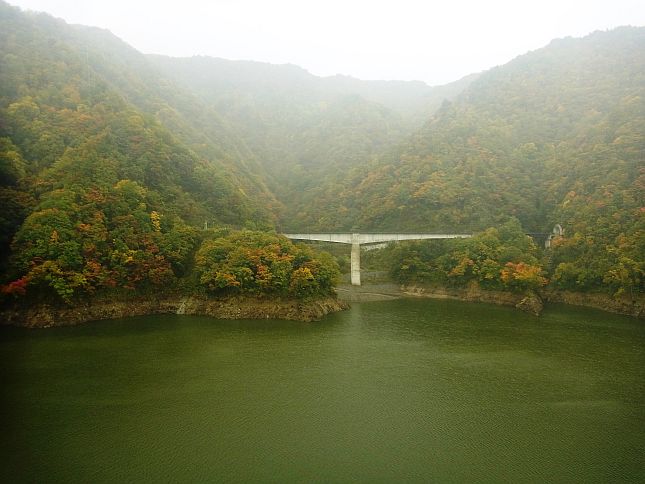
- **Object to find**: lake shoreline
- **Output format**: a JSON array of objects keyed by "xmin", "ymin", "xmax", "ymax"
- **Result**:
[
  {"xmin": 337, "ymin": 281, "xmax": 644, "ymax": 319},
  {"xmin": 404, "ymin": 284, "xmax": 643, "ymax": 318},
  {"xmin": 1, "ymin": 283, "xmax": 642, "ymax": 328},
  {"xmin": 0, "ymin": 294, "xmax": 349, "ymax": 328}
]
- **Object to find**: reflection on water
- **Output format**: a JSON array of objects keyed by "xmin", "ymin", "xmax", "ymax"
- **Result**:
[{"xmin": 1, "ymin": 299, "xmax": 643, "ymax": 483}]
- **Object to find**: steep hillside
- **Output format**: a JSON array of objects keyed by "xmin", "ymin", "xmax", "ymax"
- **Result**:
[
  {"xmin": 148, "ymin": 56, "xmax": 408, "ymax": 180},
  {"xmin": 0, "ymin": 2, "xmax": 281, "ymax": 301},
  {"xmin": 0, "ymin": 2, "xmax": 279, "ymax": 226},
  {"xmin": 333, "ymin": 27, "xmax": 643, "ymax": 297},
  {"xmin": 0, "ymin": 0, "xmax": 641, "ymax": 306},
  {"xmin": 285, "ymin": 27, "xmax": 643, "ymax": 230},
  {"xmin": 148, "ymin": 55, "xmax": 474, "ymax": 222}
]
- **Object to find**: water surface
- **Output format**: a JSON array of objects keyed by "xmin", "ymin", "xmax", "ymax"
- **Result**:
[{"xmin": 2, "ymin": 299, "xmax": 644, "ymax": 482}]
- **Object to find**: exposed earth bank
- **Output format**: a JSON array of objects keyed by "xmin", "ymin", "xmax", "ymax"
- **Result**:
[
  {"xmin": 0, "ymin": 295, "xmax": 349, "ymax": 328},
  {"xmin": 337, "ymin": 281, "xmax": 643, "ymax": 319},
  {"xmin": 2, "ymin": 284, "xmax": 642, "ymax": 328},
  {"xmin": 402, "ymin": 283, "xmax": 643, "ymax": 318}
]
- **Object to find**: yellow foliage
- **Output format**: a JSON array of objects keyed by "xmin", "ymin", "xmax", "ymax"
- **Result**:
[{"xmin": 150, "ymin": 211, "xmax": 162, "ymax": 232}]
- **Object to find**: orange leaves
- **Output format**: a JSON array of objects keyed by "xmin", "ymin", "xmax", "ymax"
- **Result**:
[
  {"xmin": 146, "ymin": 256, "xmax": 174, "ymax": 285},
  {"xmin": 448, "ymin": 256, "xmax": 474, "ymax": 277},
  {"xmin": 500, "ymin": 262, "xmax": 548, "ymax": 290},
  {"xmin": 195, "ymin": 231, "xmax": 339, "ymax": 298},
  {"xmin": 255, "ymin": 264, "xmax": 273, "ymax": 288},
  {"xmin": 83, "ymin": 187, "xmax": 105, "ymax": 204},
  {"xmin": 215, "ymin": 272, "xmax": 241, "ymax": 288}
]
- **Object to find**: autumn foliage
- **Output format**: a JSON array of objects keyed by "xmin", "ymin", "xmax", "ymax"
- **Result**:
[
  {"xmin": 1, "ymin": 180, "xmax": 198, "ymax": 303},
  {"xmin": 195, "ymin": 231, "xmax": 339, "ymax": 298},
  {"xmin": 390, "ymin": 218, "xmax": 548, "ymax": 292}
]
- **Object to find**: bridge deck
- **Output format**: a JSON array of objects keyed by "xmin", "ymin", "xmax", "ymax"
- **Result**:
[{"xmin": 283, "ymin": 233, "xmax": 471, "ymax": 245}]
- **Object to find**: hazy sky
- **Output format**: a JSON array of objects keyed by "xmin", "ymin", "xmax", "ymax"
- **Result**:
[{"xmin": 8, "ymin": 0, "xmax": 645, "ymax": 85}]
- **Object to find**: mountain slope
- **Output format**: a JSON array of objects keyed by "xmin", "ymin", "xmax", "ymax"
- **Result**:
[
  {"xmin": 0, "ymin": 1, "xmax": 641, "ymax": 303},
  {"xmin": 285, "ymin": 27, "xmax": 643, "ymax": 232},
  {"xmin": 313, "ymin": 27, "xmax": 643, "ymax": 296},
  {"xmin": 0, "ymin": 2, "xmax": 280, "ymax": 223},
  {"xmin": 147, "ymin": 54, "xmax": 475, "ymax": 222},
  {"xmin": 0, "ymin": 1, "xmax": 280, "ymax": 299}
]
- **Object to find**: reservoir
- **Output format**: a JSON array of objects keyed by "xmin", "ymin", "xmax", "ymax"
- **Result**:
[{"xmin": 1, "ymin": 299, "xmax": 644, "ymax": 482}]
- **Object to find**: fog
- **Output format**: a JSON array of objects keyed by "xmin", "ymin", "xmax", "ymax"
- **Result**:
[{"xmin": 8, "ymin": 0, "xmax": 645, "ymax": 85}]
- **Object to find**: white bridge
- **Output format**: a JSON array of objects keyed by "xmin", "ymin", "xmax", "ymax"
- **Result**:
[{"xmin": 283, "ymin": 233, "xmax": 471, "ymax": 286}]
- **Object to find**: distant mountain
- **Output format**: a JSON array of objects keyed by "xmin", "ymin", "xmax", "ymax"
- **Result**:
[
  {"xmin": 147, "ymin": 54, "xmax": 473, "ymax": 120},
  {"xmin": 282, "ymin": 27, "xmax": 644, "ymax": 229},
  {"xmin": 148, "ymin": 54, "xmax": 475, "ymax": 221}
]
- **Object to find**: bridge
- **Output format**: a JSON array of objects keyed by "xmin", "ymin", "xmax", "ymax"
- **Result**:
[{"xmin": 282, "ymin": 233, "xmax": 471, "ymax": 286}]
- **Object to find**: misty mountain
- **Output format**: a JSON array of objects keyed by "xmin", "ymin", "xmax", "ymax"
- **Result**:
[
  {"xmin": 147, "ymin": 54, "xmax": 475, "ymax": 212},
  {"xmin": 0, "ymin": 0, "xmax": 289, "ymax": 286},
  {"xmin": 278, "ymin": 26, "xmax": 643, "ymax": 294},
  {"xmin": 0, "ymin": 1, "xmax": 279, "ymax": 226},
  {"xmin": 279, "ymin": 27, "xmax": 644, "ymax": 231},
  {"xmin": 148, "ymin": 54, "xmax": 475, "ymax": 119},
  {"xmin": 0, "ymin": 0, "xmax": 642, "ymax": 300}
]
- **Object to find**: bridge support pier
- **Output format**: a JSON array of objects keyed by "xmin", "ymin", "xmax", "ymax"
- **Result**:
[
  {"xmin": 351, "ymin": 242, "xmax": 361, "ymax": 286},
  {"xmin": 351, "ymin": 233, "xmax": 361, "ymax": 286},
  {"xmin": 282, "ymin": 232, "xmax": 473, "ymax": 288}
]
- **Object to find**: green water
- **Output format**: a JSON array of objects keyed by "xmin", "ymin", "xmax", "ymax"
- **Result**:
[{"xmin": 1, "ymin": 299, "xmax": 644, "ymax": 483}]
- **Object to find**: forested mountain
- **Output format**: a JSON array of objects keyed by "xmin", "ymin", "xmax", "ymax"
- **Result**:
[
  {"xmin": 148, "ymin": 55, "xmax": 474, "ymax": 220},
  {"xmin": 0, "ymin": 1, "xmax": 279, "ymax": 228},
  {"xmin": 0, "ymin": 1, "xmax": 290, "ymax": 302},
  {"xmin": 331, "ymin": 27, "xmax": 643, "ymax": 296},
  {"xmin": 0, "ymin": 0, "xmax": 642, "ymax": 305},
  {"xmin": 282, "ymin": 27, "xmax": 644, "ymax": 235}
]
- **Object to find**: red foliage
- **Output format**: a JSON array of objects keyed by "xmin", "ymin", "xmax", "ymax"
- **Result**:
[{"xmin": 1, "ymin": 277, "xmax": 30, "ymax": 297}]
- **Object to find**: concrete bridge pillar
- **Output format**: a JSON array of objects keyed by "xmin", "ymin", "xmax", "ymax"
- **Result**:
[
  {"xmin": 351, "ymin": 233, "xmax": 361, "ymax": 286},
  {"xmin": 282, "ymin": 231, "xmax": 473, "ymax": 288}
]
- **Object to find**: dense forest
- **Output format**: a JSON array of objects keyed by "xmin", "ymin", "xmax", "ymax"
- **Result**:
[
  {"xmin": 0, "ymin": 0, "xmax": 642, "ymax": 308},
  {"xmin": 0, "ymin": 2, "xmax": 335, "ymax": 304}
]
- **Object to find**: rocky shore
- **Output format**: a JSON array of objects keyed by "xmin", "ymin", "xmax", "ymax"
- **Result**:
[
  {"xmin": 540, "ymin": 289, "xmax": 644, "ymax": 319},
  {"xmin": 2, "ymin": 284, "xmax": 642, "ymax": 329},
  {"xmin": 401, "ymin": 282, "xmax": 643, "ymax": 318},
  {"xmin": 401, "ymin": 282, "xmax": 539, "ymax": 314},
  {"xmin": 0, "ymin": 295, "xmax": 349, "ymax": 328},
  {"xmin": 334, "ymin": 280, "xmax": 642, "ymax": 318}
]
